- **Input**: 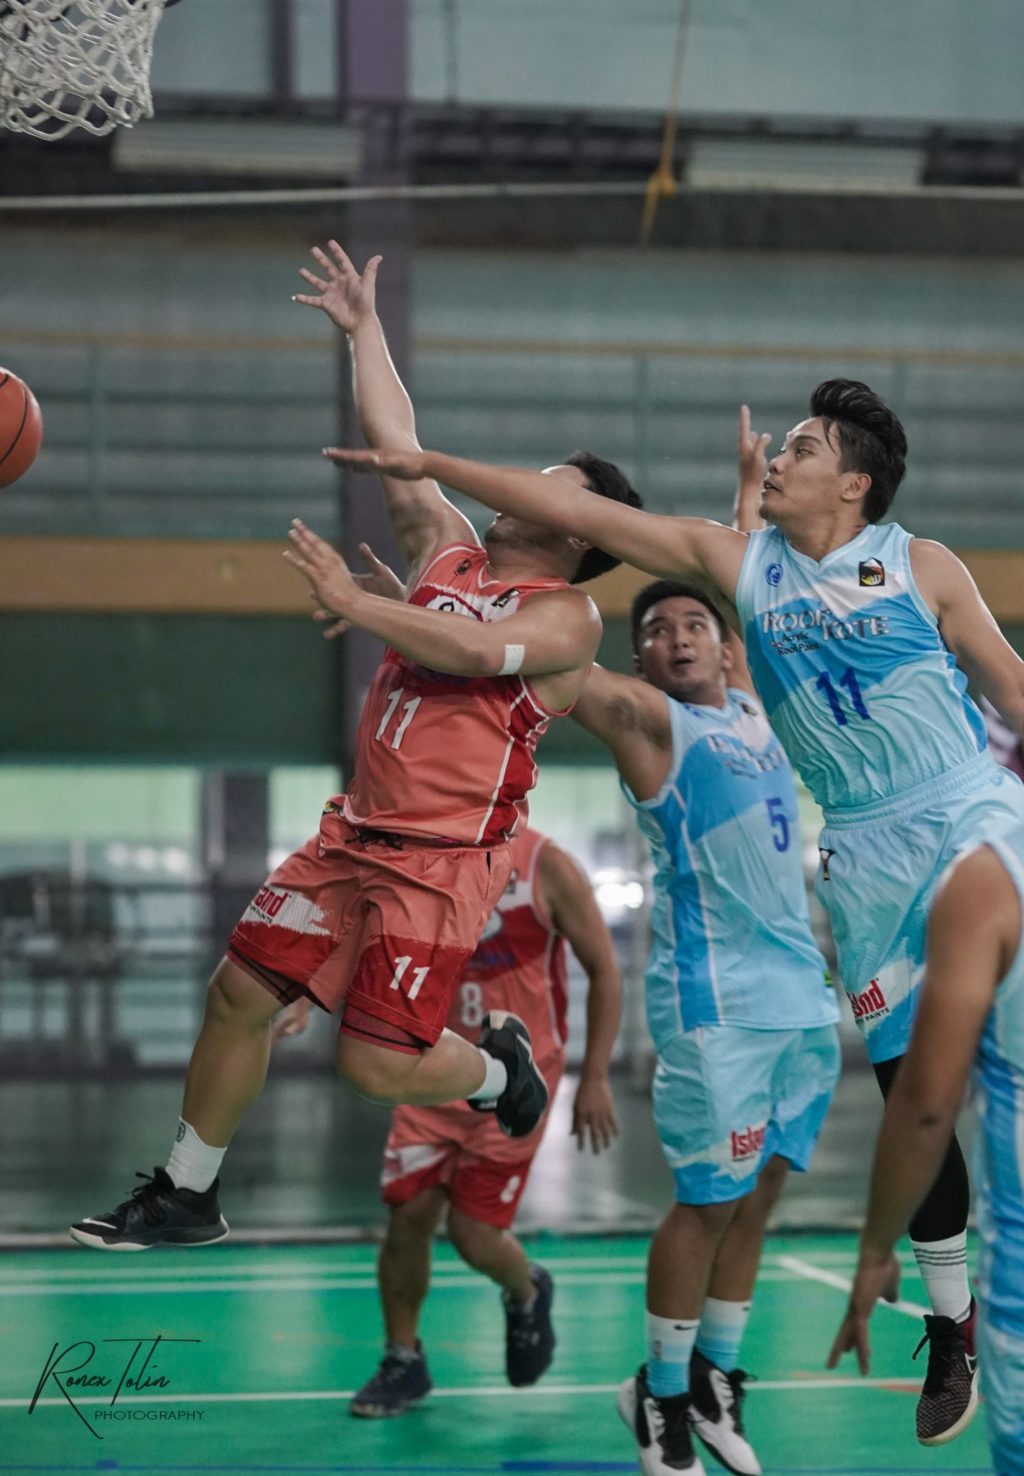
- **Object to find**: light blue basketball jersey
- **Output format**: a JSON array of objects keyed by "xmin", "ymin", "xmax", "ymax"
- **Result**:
[
  {"xmin": 974, "ymin": 827, "xmax": 1024, "ymax": 1336},
  {"xmin": 623, "ymin": 688, "xmax": 838, "ymax": 1050},
  {"xmin": 735, "ymin": 523, "xmax": 987, "ymax": 814}
]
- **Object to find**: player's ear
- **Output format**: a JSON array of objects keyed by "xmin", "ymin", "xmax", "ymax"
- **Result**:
[
  {"xmin": 720, "ymin": 639, "xmax": 734, "ymax": 673},
  {"xmin": 841, "ymin": 471, "xmax": 871, "ymax": 506}
]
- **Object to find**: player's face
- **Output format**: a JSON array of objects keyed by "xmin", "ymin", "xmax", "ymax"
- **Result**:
[
  {"xmin": 635, "ymin": 596, "xmax": 729, "ymax": 706},
  {"xmin": 760, "ymin": 416, "xmax": 848, "ymax": 528},
  {"xmin": 484, "ymin": 464, "xmax": 590, "ymax": 559}
]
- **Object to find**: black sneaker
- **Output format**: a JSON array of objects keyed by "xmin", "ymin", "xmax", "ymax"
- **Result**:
[
  {"xmin": 913, "ymin": 1299, "xmax": 980, "ymax": 1445},
  {"xmin": 349, "ymin": 1342, "xmax": 432, "ymax": 1418},
  {"xmin": 504, "ymin": 1264, "xmax": 556, "ymax": 1386},
  {"xmin": 616, "ymin": 1365, "xmax": 706, "ymax": 1475},
  {"xmin": 469, "ymin": 1011, "xmax": 548, "ymax": 1138},
  {"xmin": 68, "ymin": 1168, "xmax": 229, "ymax": 1251},
  {"xmin": 689, "ymin": 1351, "xmax": 761, "ymax": 1475}
]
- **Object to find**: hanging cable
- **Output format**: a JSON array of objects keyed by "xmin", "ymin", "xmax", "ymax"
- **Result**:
[{"xmin": 641, "ymin": 0, "xmax": 694, "ymax": 244}]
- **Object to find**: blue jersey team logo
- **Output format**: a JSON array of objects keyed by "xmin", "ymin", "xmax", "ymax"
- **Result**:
[{"xmin": 765, "ymin": 562, "xmax": 783, "ymax": 586}]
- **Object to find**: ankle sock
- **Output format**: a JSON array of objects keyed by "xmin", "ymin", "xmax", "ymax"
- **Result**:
[
  {"xmin": 166, "ymin": 1119, "xmax": 225, "ymax": 1193},
  {"xmin": 910, "ymin": 1232, "xmax": 970, "ymax": 1320},
  {"xmin": 695, "ymin": 1296, "xmax": 752, "ymax": 1374},
  {"xmin": 646, "ymin": 1311, "xmax": 699, "ymax": 1398}
]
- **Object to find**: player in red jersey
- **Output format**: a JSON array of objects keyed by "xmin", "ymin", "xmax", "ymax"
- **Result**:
[
  {"xmin": 69, "ymin": 244, "xmax": 640, "ymax": 1252},
  {"xmin": 278, "ymin": 825, "xmax": 622, "ymax": 1412}
]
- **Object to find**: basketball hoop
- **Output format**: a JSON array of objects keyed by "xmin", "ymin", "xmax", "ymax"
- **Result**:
[{"xmin": 0, "ymin": 0, "xmax": 172, "ymax": 141}]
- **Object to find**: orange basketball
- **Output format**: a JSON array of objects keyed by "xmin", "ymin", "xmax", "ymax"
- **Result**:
[{"xmin": 0, "ymin": 368, "xmax": 44, "ymax": 488}]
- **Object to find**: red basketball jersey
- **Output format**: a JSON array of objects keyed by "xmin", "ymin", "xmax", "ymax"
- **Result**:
[
  {"xmin": 386, "ymin": 826, "xmax": 569, "ymax": 1161},
  {"xmin": 342, "ymin": 544, "xmax": 571, "ymax": 845}
]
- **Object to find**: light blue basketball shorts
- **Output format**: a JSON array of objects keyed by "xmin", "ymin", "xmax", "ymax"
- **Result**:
[
  {"xmin": 977, "ymin": 1318, "xmax": 1024, "ymax": 1475},
  {"xmin": 653, "ymin": 1022, "xmax": 840, "ymax": 1205},
  {"xmin": 816, "ymin": 752, "xmax": 1024, "ymax": 1065}
]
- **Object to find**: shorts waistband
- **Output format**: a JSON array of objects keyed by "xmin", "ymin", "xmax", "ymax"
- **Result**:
[
  {"xmin": 821, "ymin": 749, "xmax": 998, "ymax": 830},
  {"xmin": 345, "ymin": 825, "xmax": 467, "ymax": 851}
]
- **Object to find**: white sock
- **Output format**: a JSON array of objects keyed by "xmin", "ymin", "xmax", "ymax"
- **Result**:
[
  {"xmin": 646, "ymin": 1311, "xmax": 699, "ymax": 1398},
  {"xmin": 166, "ymin": 1119, "xmax": 225, "ymax": 1193},
  {"xmin": 910, "ymin": 1232, "xmax": 971, "ymax": 1320},
  {"xmin": 696, "ymin": 1296, "xmax": 752, "ymax": 1373},
  {"xmin": 467, "ymin": 1047, "xmax": 508, "ymax": 1104}
]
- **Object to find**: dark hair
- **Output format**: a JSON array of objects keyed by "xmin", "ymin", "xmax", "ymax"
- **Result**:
[
  {"xmin": 563, "ymin": 450, "xmax": 644, "ymax": 584},
  {"xmin": 630, "ymin": 580, "xmax": 728, "ymax": 655},
  {"xmin": 809, "ymin": 379, "xmax": 908, "ymax": 523}
]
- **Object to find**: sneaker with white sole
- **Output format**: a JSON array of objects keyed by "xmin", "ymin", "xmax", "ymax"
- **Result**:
[
  {"xmin": 504, "ymin": 1263, "xmax": 556, "ymax": 1386},
  {"xmin": 913, "ymin": 1298, "xmax": 980, "ymax": 1445},
  {"xmin": 69, "ymin": 1168, "xmax": 229, "ymax": 1251},
  {"xmin": 617, "ymin": 1365, "xmax": 706, "ymax": 1475},
  {"xmin": 469, "ymin": 1011, "xmax": 548, "ymax": 1138},
  {"xmin": 689, "ymin": 1351, "xmax": 761, "ymax": 1475},
  {"xmin": 349, "ymin": 1342, "xmax": 432, "ymax": 1418}
]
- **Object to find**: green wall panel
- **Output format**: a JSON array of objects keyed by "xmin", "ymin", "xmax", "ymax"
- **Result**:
[{"xmin": 0, "ymin": 615, "xmax": 338, "ymax": 765}]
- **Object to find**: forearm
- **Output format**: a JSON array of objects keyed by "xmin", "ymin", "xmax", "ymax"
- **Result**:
[
  {"xmin": 349, "ymin": 316, "xmax": 418, "ymax": 449},
  {"xmin": 343, "ymin": 590, "xmax": 494, "ymax": 676},
  {"xmin": 420, "ymin": 453, "xmax": 588, "ymax": 536},
  {"xmin": 578, "ymin": 969, "xmax": 622, "ymax": 1080},
  {"xmin": 859, "ymin": 1091, "xmax": 958, "ymax": 1258},
  {"xmin": 733, "ymin": 478, "xmax": 765, "ymax": 534}
]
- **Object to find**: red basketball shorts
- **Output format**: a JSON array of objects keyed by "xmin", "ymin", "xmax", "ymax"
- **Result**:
[
  {"xmin": 228, "ymin": 811, "xmax": 511, "ymax": 1049},
  {"xmin": 381, "ymin": 1138, "xmax": 536, "ymax": 1230}
]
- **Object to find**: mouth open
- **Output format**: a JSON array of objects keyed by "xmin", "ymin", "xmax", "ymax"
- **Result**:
[{"xmin": 762, "ymin": 478, "xmax": 779, "ymax": 493}]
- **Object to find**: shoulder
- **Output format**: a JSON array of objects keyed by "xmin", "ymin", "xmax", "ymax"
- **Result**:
[
  {"xmin": 907, "ymin": 538, "xmax": 976, "ymax": 609},
  {"xmin": 936, "ymin": 844, "xmax": 1020, "ymax": 938}
]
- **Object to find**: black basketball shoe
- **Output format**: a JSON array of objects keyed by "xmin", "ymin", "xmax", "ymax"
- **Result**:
[
  {"xmin": 689, "ymin": 1351, "xmax": 761, "ymax": 1474},
  {"xmin": 469, "ymin": 1011, "xmax": 548, "ymax": 1138},
  {"xmin": 913, "ymin": 1298, "xmax": 979, "ymax": 1445},
  {"xmin": 69, "ymin": 1168, "xmax": 229, "ymax": 1251},
  {"xmin": 617, "ymin": 1364, "xmax": 706, "ymax": 1475},
  {"xmin": 349, "ymin": 1342, "xmax": 432, "ymax": 1418},
  {"xmin": 504, "ymin": 1264, "xmax": 556, "ymax": 1386}
]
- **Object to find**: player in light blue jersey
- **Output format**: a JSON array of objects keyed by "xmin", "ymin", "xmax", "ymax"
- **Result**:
[
  {"xmin": 572, "ymin": 581, "xmax": 840, "ymax": 1476},
  {"xmin": 329, "ymin": 378, "xmax": 1024, "ymax": 1446},
  {"xmin": 829, "ymin": 827, "xmax": 1024, "ymax": 1474}
]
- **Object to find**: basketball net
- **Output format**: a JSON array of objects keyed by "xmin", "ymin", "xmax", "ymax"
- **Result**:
[{"xmin": 0, "ymin": 0, "xmax": 168, "ymax": 140}]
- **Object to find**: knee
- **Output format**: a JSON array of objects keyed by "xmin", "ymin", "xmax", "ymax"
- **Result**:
[
  {"xmin": 206, "ymin": 959, "xmax": 276, "ymax": 1032},
  {"xmin": 336, "ymin": 1035, "xmax": 417, "ymax": 1104},
  {"xmin": 387, "ymin": 1192, "xmax": 445, "ymax": 1247},
  {"xmin": 448, "ymin": 1207, "xmax": 498, "ymax": 1269}
]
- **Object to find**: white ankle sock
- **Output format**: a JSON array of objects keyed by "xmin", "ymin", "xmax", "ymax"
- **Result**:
[
  {"xmin": 166, "ymin": 1119, "xmax": 225, "ymax": 1193},
  {"xmin": 646, "ymin": 1311, "xmax": 699, "ymax": 1398},
  {"xmin": 910, "ymin": 1232, "xmax": 971, "ymax": 1320},
  {"xmin": 467, "ymin": 1047, "xmax": 508, "ymax": 1103}
]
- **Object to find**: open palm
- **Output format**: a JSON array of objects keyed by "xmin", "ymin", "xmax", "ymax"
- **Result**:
[{"xmin": 293, "ymin": 241, "xmax": 381, "ymax": 332}]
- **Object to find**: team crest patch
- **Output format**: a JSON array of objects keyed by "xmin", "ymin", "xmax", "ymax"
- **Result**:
[
  {"xmin": 765, "ymin": 563, "xmax": 783, "ymax": 586},
  {"xmin": 858, "ymin": 558, "xmax": 884, "ymax": 587},
  {"xmin": 455, "ymin": 558, "xmax": 473, "ymax": 574}
]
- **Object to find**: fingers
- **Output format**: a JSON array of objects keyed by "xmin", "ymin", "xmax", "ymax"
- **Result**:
[
  {"xmin": 322, "ymin": 447, "xmax": 381, "ymax": 471},
  {"xmin": 363, "ymin": 253, "xmax": 383, "ymax": 288},
  {"xmin": 358, "ymin": 541, "xmax": 386, "ymax": 569},
  {"xmin": 327, "ymin": 239, "xmax": 356, "ymax": 274},
  {"xmin": 758, "ymin": 431, "xmax": 772, "ymax": 453},
  {"xmin": 739, "ymin": 403, "xmax": 751, "ymax": 443},
  {"xmin": 298, "ymin": 266, "xmax": 329, "ymax": 292},
  {"xmin": 310, "ymin": 245, "xmax": 340, "ymax": 279}
]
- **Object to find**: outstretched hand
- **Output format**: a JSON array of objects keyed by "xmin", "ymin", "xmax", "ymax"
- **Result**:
[
  {"xmin": 313, "ymin": 543, "xmax": 406, "ymax": 640},
  {"xmin": 826, "ymin": 1251, "xmax": 902, "ymax": 1376},
  {"xmin": 283, "ymin": 519, "xmax": 356, "ymax": 620},
  {"xmin": 292, "ymin": 241, "xmax": 381, "ymax": 333},
  {"xmin": 737, "ymin": 404, "xmax": 772, "ymax": 490},
  {"xmin": 323, "ymin": 446, "xmax": 429, "ymax": 481}
]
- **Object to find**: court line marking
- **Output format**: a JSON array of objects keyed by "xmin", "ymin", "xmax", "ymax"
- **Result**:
[
  {"xmin": 1, "ymin": 1376, "xmax": 928, "ymax": 1410},
  {"xmin": 0, "ymin": 1255, "xmax": 655, "ymax": 1282},
  {"xmin": 0, "ymin": 1271, "xmax": 806, "ymax": 1298},
  {"xmin": 776, "ymin": 1255, "xmax": 929, "ymax": 1319}
]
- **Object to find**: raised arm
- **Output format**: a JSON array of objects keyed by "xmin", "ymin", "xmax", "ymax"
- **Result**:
[
  {"xmin": 537, "ymin": 842, "xmax": 622, "ymax": 1154},
  {"xmin": 910, "ymin": 539, "xmax": 1024, "ymax": 742},
  {"xmin": 827, "ymin": 846, "xmax": 1015, "ymax": 1375},
  {"xmin": 734, "ymin": 403, "xmax": 770, "ymax": 535},
  {"xmin": 294, "ymin": 242, "xmax": 477, "ymax": 569},
  {"xmin": 571, "ymin": 665, "xmax": 673, "ymax": 801},
  {"xmin": 323, "ymin": 445, "xmax": 750, "ymax": 618}
]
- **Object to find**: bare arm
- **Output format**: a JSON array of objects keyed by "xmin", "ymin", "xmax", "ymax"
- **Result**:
[
  {"xmin": 827, "ymin": 846, "xmax": 1017, "ymax": 1374},
  {"xmin": 323, "ymin": 445, "xmax": 750, "ymax": 620},
  {"xmin": 294, "ymin": 242, "xmax": 477, "ymax": 569},
  {"xmin": 538, "ymin": 843, "xmax": 622, "ymax": 1154},
  {"xmin": 571, "ymin": 666, "xmax": 673, "ymax": 801},
  {"xmin": 910, "ymin": 539, "xmax": 1024, "ymax": 742},
  {"xmin": 284, "ymin": 520, "xmax": 601, "ymax": 684}
]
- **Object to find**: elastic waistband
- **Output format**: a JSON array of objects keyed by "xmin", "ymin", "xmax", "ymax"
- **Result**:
[
  {"xmin": 345, "ymin": 825, "xmax": 466, "ymax": 851},
  {"xmin": 822, "ymin": 750, "xmax": 998, "ymax": 829}
]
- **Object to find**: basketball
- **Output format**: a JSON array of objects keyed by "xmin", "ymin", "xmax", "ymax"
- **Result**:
[{"xmin": 0, "ymin": 367, "xmax": 43, "ymax": 487}]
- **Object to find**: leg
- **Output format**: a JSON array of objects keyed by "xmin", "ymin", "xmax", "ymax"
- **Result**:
[
  {"xmin": 379, "ymin": 1186, "xmax": 447, "ymax": 1348},
  {"xmin": 706, "ymin": 1153, "xmax": 789, "ymax": 1305},
  {"xmin": 648, "ymin": 1199, "xmax": 739, "ymax": 1324},
  {"xmin": 447, "ymin": 1205, "xmax": 533, "ymax": 1303},
  {"xmin": 181, "ymin": 956, "xmax": 284, "ymax": 1146},
  {"xmin": 336, "ymin": 1026, "xmax": 488, "ymax": 1105}
]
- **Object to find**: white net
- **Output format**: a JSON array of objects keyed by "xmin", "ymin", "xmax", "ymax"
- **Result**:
[{"xmin": 0, "ymin": 0, "xmax": 168, "ymax": 141}]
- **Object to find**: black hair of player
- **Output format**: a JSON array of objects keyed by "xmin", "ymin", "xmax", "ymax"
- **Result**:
[
  {"xmin": 809, "ymin": 379, "xmax": 908, "ymax": 523},
  {"xmin": 563, "ymin": 451, "xmax": 644, "ymax": 584},
  {"xmin": 630, "ymin": 580, "xmax": 728, "ymax": 655}
]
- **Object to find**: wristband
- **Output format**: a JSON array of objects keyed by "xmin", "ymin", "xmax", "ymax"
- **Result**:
[{"xmin": 499, "ymin": 643, "xmax": 526, "ymax": 676}]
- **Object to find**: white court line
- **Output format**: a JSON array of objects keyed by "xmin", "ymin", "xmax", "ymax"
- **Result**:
[
  {"xmin": 3, "ymin": 1376, "xmax": 921, "ymax": 1410},
  {"xmin": 0, "ymin": 1254, "xmax": 653, "ymax": 1283},
  {"xmin": 777, "ymin": 1255, "xmax": 928, "ymax": 1319},
  {"xmin": 0, "ymin": 1268, "xmax": 807, "ymax": 1298}
]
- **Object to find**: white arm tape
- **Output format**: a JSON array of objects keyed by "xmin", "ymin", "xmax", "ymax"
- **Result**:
[{"xmin": 499, "ymin": 643, "xmax": 526, "ymax": 676}]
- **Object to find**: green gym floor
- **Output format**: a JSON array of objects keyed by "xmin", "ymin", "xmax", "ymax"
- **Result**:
[{"xmin": 3, "ymin": 1233, "xmax": 992, "ymax": 1474}]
